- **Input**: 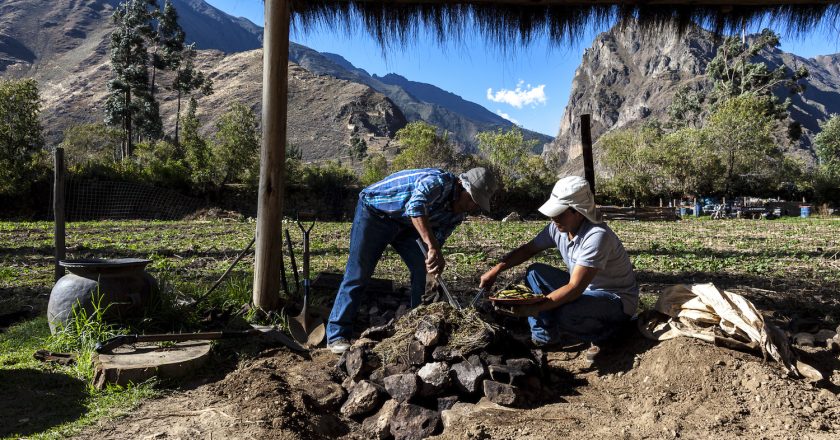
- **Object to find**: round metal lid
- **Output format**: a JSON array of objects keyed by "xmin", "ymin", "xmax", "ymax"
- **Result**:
[{"xmin": 59, "ymin": 258, "xmax": 152, "ymax": 269}]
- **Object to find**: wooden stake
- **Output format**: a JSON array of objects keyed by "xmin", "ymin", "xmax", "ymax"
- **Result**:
[
  {"xmin": 253, "ymin": 0, "xmax": 290, "ymax": 311},
  {"xmin": 580, "ymin": 114, "xmax": 595, "ymax": 194},
  {"xmin": 54, "ymin": 147, "xmax": 66, "ymax": 281}
]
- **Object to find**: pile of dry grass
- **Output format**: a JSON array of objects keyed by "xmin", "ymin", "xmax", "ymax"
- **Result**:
[{"xmin": 373, "ymin": 302, "xmax": 492, "ymax": 364}]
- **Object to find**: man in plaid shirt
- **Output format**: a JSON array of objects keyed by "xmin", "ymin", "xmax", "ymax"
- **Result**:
[{"xmin": 327, "ymin": 167, "xmax": 498, "ymax": 354}]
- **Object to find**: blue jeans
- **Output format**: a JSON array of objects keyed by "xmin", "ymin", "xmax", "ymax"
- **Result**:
[
  {"xmin": 525, "ymin": 263, "xmax": 630, "ymax": 344},
  {"xmin": 327, "ymin": 200, "xmax": 427, "ymax": 343}
]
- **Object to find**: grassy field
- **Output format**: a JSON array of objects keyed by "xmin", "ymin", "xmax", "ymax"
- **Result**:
[{"xmin": 1, "ymin": 216, "xmax": 839, "ymax": 437}]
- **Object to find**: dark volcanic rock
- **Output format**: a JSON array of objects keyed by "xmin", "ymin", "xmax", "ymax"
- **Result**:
[
  {"xmin": 341, "ymin": 380, "xmax": 384, "ymax": 417},
  {"xmin": 346, "ymin": 343, "xmax": 382, "ymax": 381},
  {"xmin": 390, "ymin": 403, "xmax": 441, "ymax": 440},
  {"xmin": 437, "ymin": 395, "xmax": 459, "ymax": 412},
  {"xmin": 384, "ymin": 373, "xmax": 419, "ymax": 403},
  {"xmin": 452, "ymin": 355, "xmax": 486, "ymax": 394},
  {"xmin": 482, "ymin": 380, "xmax": 524, "ymax": 407},
  {"xmin": 362, "ymin": 398, "xmax": 400, "ymax": 439},
  {"xmin": 408, "ymin": 340, "xmax": 430, "ymax": 366}
]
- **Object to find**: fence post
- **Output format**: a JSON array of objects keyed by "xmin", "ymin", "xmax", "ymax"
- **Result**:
[
  {"xmin": 579, "ymin": 114, "xmax": 595, "ymax": 194},
  {"xmin": 54, "ymin": 147, "xmax": 66, "ymax": 281},
  {"xmin": 253, "ymin": 0, "xmax": 290, "ymax": 311}
]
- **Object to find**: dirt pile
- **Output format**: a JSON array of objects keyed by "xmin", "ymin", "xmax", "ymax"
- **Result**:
[
  {"xmin": 76, "ymin": 329, "xmax": 839, "ymax": 440},
  {"xmin": 435, "ymin": 336, "xmax": 840, "ymax": 439},
  {"xmin": 80, "ymin": 351, "xmax": 350, "ymax": 440}
]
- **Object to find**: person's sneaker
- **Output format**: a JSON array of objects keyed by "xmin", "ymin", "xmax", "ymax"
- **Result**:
[{"xmin": 327, "ymin": 338, "xmax": 351, "ymax": 355}]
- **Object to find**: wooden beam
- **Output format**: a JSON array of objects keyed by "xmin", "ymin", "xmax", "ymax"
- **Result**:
[
  {"xmin": 579, "ymin": 114, "xmax": 595, "ymax": 194},
  {"xmin": 54, "ymin": 147, "xmax": 66, "ymax": 282},
  {"xmin": 253, "ymin": 0, "xmax": 290, "ymax": 311}
]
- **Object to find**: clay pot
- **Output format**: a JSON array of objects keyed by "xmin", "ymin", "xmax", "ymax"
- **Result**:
[{"xmin": 47, "ymin": 259, "xmax": 158, "ymax": 333}]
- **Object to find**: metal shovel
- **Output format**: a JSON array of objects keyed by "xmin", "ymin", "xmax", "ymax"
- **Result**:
[
  {"xmin": 287, "ymin": 220, "xmax": 326, "ymax": 348},
  {"xmin": 416, "ymin": 238, "xmax": 462, "ymax": 310}
]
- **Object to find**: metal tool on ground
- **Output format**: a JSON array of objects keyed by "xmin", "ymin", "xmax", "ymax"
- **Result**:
[
  {"xmin": 95, "ymin": 325, "xmax": 305, "ymax": 354},
  {"xmin": 415, "ymin": 238, "xmax": 462, "ymax": 310},
  {"xmin": 468, "ymin": 287, "xmax": 489, "ymax": 308},
  {"xmin": 287, "ymin": 220, "xmax": 326, "ymax": 348},
  {"xmin": 285, "ymin": 228, "xmax": 300, "ymax": 292},
  {"xmin": 193, "ymin": 235, "xmax": 256, "ymax": 307}
]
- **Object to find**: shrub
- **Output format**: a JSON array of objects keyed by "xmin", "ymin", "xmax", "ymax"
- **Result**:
[
  {"xmin": 0, "ymin": 79, "xmax": 44, "ymax": 196},
  {"xmin": 360, "ymin": 153, "xmax": 389, "ymax": 185},
  {"xmin": 392, "ymin": 121, "xmax": 456, "ymax": 170},
  {"xmin": 211, "ymin": 102, "xmax": 260, "ymax": 188},
  {"xmin": 60, "ymin": 123, "xmax": 122, "ymax": 166},
  {"xmin": 134, "ymin": 139, "xmax": 190, "ymax": 189}
]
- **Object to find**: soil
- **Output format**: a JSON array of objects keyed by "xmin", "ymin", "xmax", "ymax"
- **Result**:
[{"xmin": 76, "ymin": 332, "xmax": 840, "ymax": 440}]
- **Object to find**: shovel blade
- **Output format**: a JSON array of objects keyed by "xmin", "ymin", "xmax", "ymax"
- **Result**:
[{"xmin": 288, "ymin": 314, "xmax": 325, "ymax": 348}]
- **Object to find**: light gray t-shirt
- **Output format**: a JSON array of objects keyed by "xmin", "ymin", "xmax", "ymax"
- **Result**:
[{"xmin": 532, "ymin": 220, "xmax": 638, "ymax": 315}]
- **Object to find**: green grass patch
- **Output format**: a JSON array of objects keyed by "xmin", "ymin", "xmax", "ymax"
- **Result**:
[{"xmin": 0, "ymin": 316, "xmax": 159, "ymax": 440}]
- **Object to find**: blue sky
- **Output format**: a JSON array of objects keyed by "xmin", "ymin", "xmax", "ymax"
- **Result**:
[{"xmin": 206, "ymin": 0, "xmax": 840, "ymax": 137}]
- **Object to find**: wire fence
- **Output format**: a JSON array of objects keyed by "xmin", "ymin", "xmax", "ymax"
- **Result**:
[{"xmin": 53, "ymin": 178, "xmax": 204, "ymax": 221}]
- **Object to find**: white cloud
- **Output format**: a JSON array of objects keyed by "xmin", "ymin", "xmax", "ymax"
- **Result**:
[
  {"xmin": 486, "ymin": 80, "xmax": 547, "ymax": 109},
  {"xmin": 495, "ymin": 110, "xmax": 519, "ymax": 125}
]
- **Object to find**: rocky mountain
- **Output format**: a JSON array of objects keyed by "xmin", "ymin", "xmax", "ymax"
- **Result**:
[
  {"xmin": 288, "ymin": 43, "xmax": 554, "ymax": 150},
  {"xmin": 547, "ymin": 21, "xmax": 840, "ymax": 168},
  {"xmin": 0, "ymin": 0, "xmax": 261, "ymax": 77},
  {"xmin": 1, "ymin": 0, "xmax": 551, "ymax": 162},
  {"xmin": 32, "ymin": 43, "xmax": 405, "ymax": 162}
]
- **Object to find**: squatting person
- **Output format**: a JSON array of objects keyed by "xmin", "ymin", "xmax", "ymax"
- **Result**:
[
  {"xmin": 479, "ymin": 175, "xmax": 638, "ymax": 348},
  {"xmin": 327, "ymin": 167, "xmax": 498, "ymax": 354}
]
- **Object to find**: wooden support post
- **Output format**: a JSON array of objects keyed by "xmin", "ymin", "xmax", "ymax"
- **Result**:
[
  {"xmin": 253, "ymin": 0, "xmax": 290, "ymax": 311},
  {"xmin": 54, "ymin": 147, "xmax": 66, "ymax": 281},
  {"xmin": 579, "ymin": 114, "xmax": 595, "ymax": 194}
]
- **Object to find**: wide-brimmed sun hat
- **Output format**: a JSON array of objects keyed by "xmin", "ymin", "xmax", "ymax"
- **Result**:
[{"xmin": 538, "ymin": 176, "xmax": 602, "ymax": 223}]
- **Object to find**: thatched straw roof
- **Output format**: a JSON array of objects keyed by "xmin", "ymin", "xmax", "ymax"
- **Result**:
[{"xmin": 291, "ymin": 1, "xmax": 839, "ymax": 48}]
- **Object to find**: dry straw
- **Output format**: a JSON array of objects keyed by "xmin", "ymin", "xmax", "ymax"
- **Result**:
[
  {"xmin": 373, "ymin": 302, "xmax": 493, "ymax": 364},
  {"xmin": 291, "ymin": 1, "xmax": 839, "ymax": 51}
]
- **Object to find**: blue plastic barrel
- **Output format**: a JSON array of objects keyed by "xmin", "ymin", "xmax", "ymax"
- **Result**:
[
  {"xmin": 694, "ymin": 202, "xmax": 702, "ymax": 217},
  {"xmin": 800, "ymin": 206, "xmax": 811, "ymax": 218}
]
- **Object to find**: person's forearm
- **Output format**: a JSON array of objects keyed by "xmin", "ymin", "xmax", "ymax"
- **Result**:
[
  {"xmin": 533, "ymin": 283, "xmax": 587, "ymax": 313},
  {"xmin": 533, "ymin": 265, "xmax": 598, "ymax": 313},
  {"xmin": 411, "ymin": 216, "xmax": 439, "ymax": 250},
  {"xmin": 487, "ymin": 243, "xmax": 538, "ymax": 277}
]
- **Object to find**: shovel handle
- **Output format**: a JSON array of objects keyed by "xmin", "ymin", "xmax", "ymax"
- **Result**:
[
  {"xmin": 285, "ymin": 229, "xmax": 300, "ymax": 291},
  {"xmin": 297, "ymin": 219, "xmax": 315, "ymax": 312}
]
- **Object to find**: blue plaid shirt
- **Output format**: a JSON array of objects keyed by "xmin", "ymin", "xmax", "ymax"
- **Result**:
[{"xmin": 360, "ymin": 168, "xmax": 465, "ymax": 244}]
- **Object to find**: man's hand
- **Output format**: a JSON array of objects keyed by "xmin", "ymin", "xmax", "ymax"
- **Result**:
[
  {"xmin": 478, "ymin": 269, "xmax": 498, "ymax": 290},
  {"xmin": 426, "ymin": 246, "xmax": 445, "ymax": 275}
]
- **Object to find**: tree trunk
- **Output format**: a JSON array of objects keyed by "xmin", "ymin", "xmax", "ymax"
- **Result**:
[
  {"xmin": 174, "ymin": 90, "xmax": 182, "ymax": 146},
  {"xmin": 126, "ymin": 88, "xmax": 133, "ymax": 158}
]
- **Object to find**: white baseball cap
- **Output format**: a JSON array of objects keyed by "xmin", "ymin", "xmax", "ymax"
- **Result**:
[{"xmin": 538, "ymin": 176, "xmax": 602, "ymax": 223}]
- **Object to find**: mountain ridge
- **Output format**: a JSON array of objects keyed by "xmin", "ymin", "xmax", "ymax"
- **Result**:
[{"xmin": 546, "ymin": 21, "xmax": 840, "ymax": 169}]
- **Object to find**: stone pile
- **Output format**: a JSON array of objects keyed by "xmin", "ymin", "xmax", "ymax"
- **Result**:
[
  {"xmin": 791, "ymin": 324, "xmax": 840, "ymax": 351},
  {"xmin": 334, "ymin": 303, "xmax": 550, "ymax": 440}
]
